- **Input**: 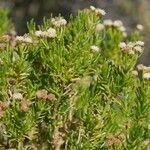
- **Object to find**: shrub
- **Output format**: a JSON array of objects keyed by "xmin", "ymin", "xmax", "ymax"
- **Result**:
[
  {"xmin": 0, "ymin": 6, "xmax": 149, "ymax": 149},
  {"xmin": 0, "ymin": 8, "xmax": 11, "ymax": 35}
]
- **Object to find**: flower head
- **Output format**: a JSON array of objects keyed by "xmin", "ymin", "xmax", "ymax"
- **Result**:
[
  {"xmin": 134, "ymin": 45, "xmax": 143, "ymax": 53},
  {"xmin": 103, "ymin": 19, "xmax": 113, "ymax": 27},
  {"xmin": 91, "ymin": 45, "xmax": 100, "ymax": 52},
  {"xmin": 95, "ymin": 8, "xmax": 106, "ymax": 16},
  {"xmin": 128, "ymin": 42, "xmax": 135, "ymax": 48},
  {"xmin": 36, "ymin": 89, "xmax": 48, "ymax": 100},
  {"xmin": 113, "ymin": 20, "xmax": 123, "ymax": 27},
  {"xmin": 90, "ymin": 6, "xmax": 106, "ymax": 16},
  {"xmin": 24, "ymin": 37, "xmax": 33, "ymax": 43},
  {"xmin": 35, "ymin": 30, "xmax": 44, "ymax": 37},
  {"xmin": 136, "ymin": 24, "xmax": 144, "ymax": 31},
  {"xmin": 12, "ymin": 92, "xmax": 23, "ymax": 100},
  {"xmin": 119, "ymin": 42, "xmax": 126, "ymax": 49},
  {"xmin": 16, "ymin": 36, "xmax": 33, "ymax": 44},
  {"xmin": 35, "ymin": 28, "xmax": 57, "ymax": 38},
  {"xmin": 52, "ymin": 18, "xmax": 67, "ymax": 27},
  {"xmin": 90, "ymin": 6, "xmax": 96, "ymax": 11},
  {"xmin": 20, "ymin": 100, "xmax": 31, "ymax": 112},
  {"xmin": 36, "ymin": 89, "xmax": 56, "ymax": 101},
  {"xmin": 118, "ymin": 26, "xmax": 126, "ymax": 32},
  {"xmin": 137, "ymin": 64, "xmax": 150, "ymax": 72},
  {"xmin": 119, "ymin": 41, "xmax": 144, "ymax": 55},
  {"xmin": 123, "ymin": 32, "xmax": 127, "ymax": 37},
  {"xmin": 0, "ymin": 101, "xmax": 9, "ymax": 110},
  {"xmin": 132, "ymin": 70, "xmax": 138, "ymax": 77},
  {"xmin": 47, "ymin": 28, "xmax": 57, "ymax": 38},
  {"xmin": 96, "ymin": 23, "xmax": 105, "ymax": 32},
  {"xmin": 135, "ymin": 41, "xmax": 144, "ymax": 47},
  {"xmin": 143, "ymin": 73, "xmax": 150, "ymax": 80}
]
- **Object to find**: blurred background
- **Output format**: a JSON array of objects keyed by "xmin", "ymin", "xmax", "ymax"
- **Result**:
[{"xmin": 0, "ymin": 0, "xmax": 149, "ymax": 65}]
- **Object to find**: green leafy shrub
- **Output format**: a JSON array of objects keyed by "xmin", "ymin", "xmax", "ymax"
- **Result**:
[
  {"xmin": 0, "ymin": 6, "xmax": 149, "ymax": 149},
  {"xmin": 0, "ymin": 8, "xmax": 11, "ymax": 35}
]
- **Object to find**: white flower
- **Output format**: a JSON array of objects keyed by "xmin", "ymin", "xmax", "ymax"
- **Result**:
[
  {"xmin": 135, "ymin": 41, "xmax": 144, "ymax": 47},
  {"xmin": 91, "ymin": 45, "xmax": 100, "ymax": 52},
  {"xmin": 96, "ymin": 23, "xmax": 105, "ymax": 32},
  {"xmin": 128, "ymin": 50, "xmax": 135, "ymax": 55},
  {"xmin": 118, "ymin": 26, "xmax": 126, "ymax": 32},
  {"xmin": 35, "ymin": 30, "xmax": 44, "ymax": 37},
  {"xmin": 132, "ymin": 70, "xmax": 138, "ymax": 76},
  {"xmin": 47, "ymin": 28, "xmax": 57, "ymax": 38},
  {"xmin": 127, "ymin": 42, "xmax": 135, "ymax": 48},
  {"xmin": 35, "ymin": 30, "xmax": 49, "ymax": 38},
  {"xmin": 103, "ymin": 19, "xmax": 113, "ymax": 26},
  {"xmin": 136, "ymin": 24, "xmax": 144, "ymax": 31},
  {"xmin": 35, "ymin": 28, "xmax": 57, "ymax": 38},
  {"xmin": 93, "ymin": 74, "xmax": 98, "ymax": 81},
  {"xmin": 96, "ymin": 8, "xmax": 106, "ymax": 16},
  {"xmin": 144, "ymin": 66, "xmax": 150, "ymax": 72},
  {"xmin": 119, "ymin": 42, "xmax": 126, "ymax": 49},
  {"xmin": 134, "ymin": 45, "xmax": 143, "ymax": 53},
  {"xmin": 12, "ymin": 93, "xmax": 23, "ymax": 100},
  {"xmin": 52, "ymin": 18, "xmax": 67, "ymax": 27},
  {"xmin": 119, "ymin": 42, "xmax": 141, "ymax": 55},
  {"xmin": 24, "ymin": 37, "xmax": 33, "ymax": 43},
  {"xmin": 16, "ymin": 36, "xmax": 24, "ymax": 41},
  {"xmin": 113, "ymin": 20, "xmax": 123, "ymax": 27},
  {"xmin": 137, "ymin": 64, "xmax": 144, "ymax": 71},
  {"xmin": 90, "ymin": 6, "xmax": 106, "ymax": 16},
  {"xmin": 16, "ymin": 36, "xmax": 33, "ymax": 44},
  {"xmin": 90, "ymin": 6, "xmax": 96, "ymax": 11},
  {"xmin": 137, "ymin": 64, "xmax": 150, "ymax": 72},
  {"xmin": 143, "ymin": 73, "xmax": 150, "ymax": 80},
  {"xmin": 123, "ymin": 32, "xmax": 127, "ymax": 37}
]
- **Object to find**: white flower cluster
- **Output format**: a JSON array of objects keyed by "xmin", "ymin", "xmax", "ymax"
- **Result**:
[
  {"xmin": 12, "ymin": 92, "xmax": 23, "ymax": 100},
  {"xmin": 137, "ymin": 64, "xmax": 150, "ymax": 71},
  {"xmin": 103, "ymin": 19, "xmax": 113, "ymax": 27},
  {"xmin": 51, "ymin": 18, "xmax": 67, "ymax": 27},
  {"xmin": 16, "ymin": 35, "xmax": 33, "ymax": 44},
  {"xmin": 96, "ymin": 23, "xmax": 105, "ymax": 32},
  {"xmin": 119, "ymin": 41, "xmax": 144, "ymax": 55},
  {"xmin": 132, "ymin": 64, "xmax": 150, "ymax": 80},
  {"xmin": 143, "ymin": 73, "xmax": 150, "ymax": 80},
  {"xmin": 90, "ymin": 45, "xmax": 100, "ymax": 52},
  {"xmin": 35, "ymin": 27, "xmax": 57, "ymax": 38},
  {"xmin": 15, "ymin": 28, "xmax": 57, "ymax": 44},
  {"xmin": 103, "ymin": 19, "xmax": 126, "ymax": 36},
  {"xmin": 136, "ymin": 24, "xmax": 144, "ymax": 31},
  {"xmin": 132, "ymin": 70, "xmax": 138, "ymax": 76},
  {"xmin": 96, "ymin": 19, "xmax": 126, "ymax": 36},
  {"xmin": 90, "ymin": 6, "xmax": 106, "ymax": 16}
]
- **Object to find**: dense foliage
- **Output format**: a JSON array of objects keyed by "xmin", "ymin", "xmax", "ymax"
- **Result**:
[
  {"xmin": 0, "ymin": 7, "xmax": 149, "ymax": 149},
  {"xmin": 0, "ymin": 9, "xmax": 11, "ymax": 35}
]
